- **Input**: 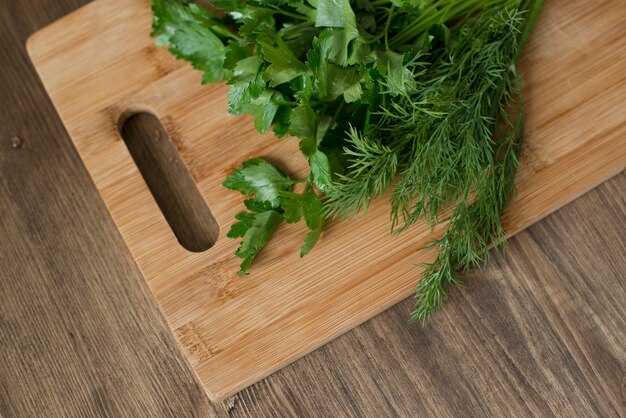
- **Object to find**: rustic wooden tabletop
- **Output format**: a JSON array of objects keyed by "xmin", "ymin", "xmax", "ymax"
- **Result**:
[{"xmin": 1, "ymin": 1, "xmax": 624, "ymax": 417}]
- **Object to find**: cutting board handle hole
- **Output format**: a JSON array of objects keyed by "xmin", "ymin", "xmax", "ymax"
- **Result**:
[{"xmin": 120, "ymin": 112, "xmax": 219, "ymax": 252}]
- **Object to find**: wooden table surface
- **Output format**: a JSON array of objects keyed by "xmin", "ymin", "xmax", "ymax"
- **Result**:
[{"xmin": 1, "ymin": 1, "xmax": 624, "ymax": 416}]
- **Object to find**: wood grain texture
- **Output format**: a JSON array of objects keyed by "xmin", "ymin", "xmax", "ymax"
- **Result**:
[
  {"xmin": 1, "ymin": 0, "xmax": 624, "ymax": 416},
  {"xmin": 120, "ymin": 112, "xmax": 220, "ymax": 252},
  {"xmin": 25, "ymin": 0, "xmax": 626, "ymax": 401}
]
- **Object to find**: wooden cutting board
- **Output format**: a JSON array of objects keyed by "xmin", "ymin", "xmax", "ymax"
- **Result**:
[{"xmin": 27, "ymin": 0, "xmax": 626, "ymax": 402}]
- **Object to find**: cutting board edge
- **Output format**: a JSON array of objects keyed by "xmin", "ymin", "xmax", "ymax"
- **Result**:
[
  {"xmin": 26, "ymin": 0, "xmax": 97, "ymax": 57},
  {"xmin": 202, "ymin": 157, "xmax": 626, "ymax": 402}
]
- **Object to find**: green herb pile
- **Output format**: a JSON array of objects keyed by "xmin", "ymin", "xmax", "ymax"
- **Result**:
[{"xmin": 151, "ymin": 0, "xmax": 543, "ymax": 320}]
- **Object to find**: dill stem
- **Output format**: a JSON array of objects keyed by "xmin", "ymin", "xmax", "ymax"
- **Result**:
[{"xmin": 516, "ymin": 0, "xmax": 545, "ymax": 57}]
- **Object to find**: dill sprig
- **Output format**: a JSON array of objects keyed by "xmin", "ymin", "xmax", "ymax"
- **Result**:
[{"xmin": 326, "ymin": 8, "xmax": 532, "ymax": 320}]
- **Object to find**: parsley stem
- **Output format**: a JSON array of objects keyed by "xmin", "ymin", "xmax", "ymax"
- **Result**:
[
  {"xmin": 363, "ymin": 5, "xmax": 395, "ymax": 45},
  {"xmin": 389, "ymin": 0, "xmax": 517, "ymax": 48},
  {"xmin": 384, "ymin": 5, "xmax": 396, "ymax": 50},
  {"xmin": 211, "ymin": 26, "xmax": 242, "ymax": 42},
  {"xmin": 269, "ymin": 6, "xmax": 309, "ymax": 21},
  {"xmin": 330, "ymin": 101, "xmax": 345, "ymax": 132}
]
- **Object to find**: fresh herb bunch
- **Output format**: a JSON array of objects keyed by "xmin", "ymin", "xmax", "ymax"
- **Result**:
[{"xmin": 151, "ymin": 0, "xmax": 543, "ymax": 320}]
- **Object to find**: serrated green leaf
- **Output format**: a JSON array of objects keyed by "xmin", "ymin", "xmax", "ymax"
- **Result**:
[
  {"xmin": 238, "ymin": 256, "xmax": 254, "ymax": 275},
  {"xmin": 299, "ymin": 137, "xmax": 317, "ymax": 157},
  {"xmin": 282, "ymin": 190, "xmax": 323, "ymax": 229},
  {"xmin": 223, "ymin": 158, "xmax": 294, "ymax": 207},
  {"xmin": 239, "ymin": 8, "xmax": 276, "ymax": 39},
  {"xmin": 227, "ymin": 55, "xmax": 266, "ymax": 114},
  {"xmin": 228, "ymin": 73, "xmax": 266, "ymax": 114},
  {"xmin": 281, "ymin": 190, "xmax": 324, "ymax": 256},
  {"xmin": 314, "ymin": 0, "xmax": 361, "ymax": 66},
  {"xmin": 273, "ymin": 105, "xmax": 292, "ymax": 137},
  {"xmin": 259, "ymin": 37, "xmax": 309, "ymax": 87},
  {"xmin": 303, "ymin": 192, "xmax": 324, "ymax": 230},
  {"xmin": 307, "ymin": 31, "xmax": 332, "ymax": 97},
  {"xmin": 315, "ymin": 0, "xmax": 356, "ymax": 29},
  {"xmin": 243, "ymin": 199, "xmax": 275, "ymax": 213},
  {"xmin": 227, "ymin": 211, "xmax": 256, "ymax": 238},
  {"xmin": 232, "ymin": 55, "xmax": 263, "ymax": 82},
  {"xmin": 290, "ymin": 104, "xmax": 318, "ymax": 157},
  {"xmin": 281, "ymin": 23, "xmax": 321, "ymax": 58},
  {"xmin": 308, "ymin": 32, "xmax": 363, "ymax": 101},
  {"xmin": 151, "ymin": 0, "xmax": 229, "ymax": 83},
  {"xmin": 281, "ymin": 193, "xmax": 305, "ymax": 224},
  {"xmin": 328, "ymin": 28, "xmax": 361, "ymax": 66},
  {"xmin": 290, "ymin": 105, "xmax": 316, "ymax": 140},
  {"xmin": 223, "ymin": 42, "xmax": 250, "ymax": 71},
  {"xmin": 310, "ymin": 150, "xmax": 333, "ymax": 192},
  {"xmin": 244, "ymin": 90, "xmax": 281, "ymax": 133},
  {"xmin": 234, "ymin": 210, "xmax": 283, "ymax": 274},
  {"xmin": 301, "ymin": 227, "xmax": 322, "ymax": 257},
  {"xmin": 326, "ymin": 64, "xmax": 362, "ymax": 101},
  {"xmin": 343, "ymin": 82, "xmax": 363, "ymax": 103},
  {"xmin": 291, "ymin": 75, "xmax": 315, "ymax": 102}
]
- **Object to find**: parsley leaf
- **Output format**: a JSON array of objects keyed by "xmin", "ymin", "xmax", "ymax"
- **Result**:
[
  {"xmin": 151, "ymin": 0, "xmax": 230, "ymax": 83},
  {"xmin": 222, "ymin": 158, "xmax": 294, "ymax": 207},
  {"xmin": 309, "ymin": 150, "xmax": 333, "ymax": 192},
  {"xmin": 314, "ymin": 0, "xmax": 361, "ymax": 65},
  {"xmin": 307, "ymin": 32, "xmax": 364, "ymax": 102},
  {"xmin": 301, "ymin": 227, "xmax": 322, "ymax": 257},
  {"xmin": 240, "ymin": 8, "xmax": 277, "ymax": 40},
  {"xmin": 258, "ymin": 37, "xmax": 309, "ymax": 87},
  {"xmin": 282, "ymin": 190, "xmax": 323, "ymax": 229},
  {"xmin": 227, "ymin": 55, "xmax": 266, "ymax": 114},
  {"xmin": 230, "ymin": 209, "xmax": 283, "ymax": 275},
  {"xmin": 224, "ymin": 159, "xmax": 325, "ymax": 271},
  {"xmin": 290, "ymin": 105, "xmax": 317, "ymax": 156},
  {"xmin": 245, "ymin": 90, "xmax": 282, "ymax": 133},
  {"xmin": 224, "ymin": 159, "xmax": 294, "ymax": 274},
  {"xmin": 282, "ymin": 190, "xmax": 324, "ymax": 256}
]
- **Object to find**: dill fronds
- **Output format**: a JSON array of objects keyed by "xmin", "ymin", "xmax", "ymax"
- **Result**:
[{"xmin": 327, "ymin": 8, "xmax": 532, "ymax": 320}]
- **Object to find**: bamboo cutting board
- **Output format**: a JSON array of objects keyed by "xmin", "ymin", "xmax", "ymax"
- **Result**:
[{"xmin": 27, "ymin": 0, "xmax": 626, "ymax": 402}]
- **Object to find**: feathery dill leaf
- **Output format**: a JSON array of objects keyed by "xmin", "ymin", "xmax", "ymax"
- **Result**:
[{"xmin": 324, "ymin": 125, "xmax": 401, "ymax": 218}]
